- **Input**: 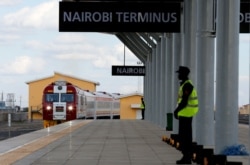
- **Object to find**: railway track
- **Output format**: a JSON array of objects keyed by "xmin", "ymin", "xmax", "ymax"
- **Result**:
[{"xmin": 0, "ymin": 120, "xmax": 43, "ymax": 140}]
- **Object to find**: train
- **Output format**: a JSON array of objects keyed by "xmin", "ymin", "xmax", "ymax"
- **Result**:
[{"xmin": 42, "ymin": 81, "xmax": 120, "ymax": 127}]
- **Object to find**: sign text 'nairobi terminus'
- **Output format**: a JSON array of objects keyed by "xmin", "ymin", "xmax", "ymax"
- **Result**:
[{"xmin": 59, "ymin": 2, "xmax": 181, "ymax": 32}]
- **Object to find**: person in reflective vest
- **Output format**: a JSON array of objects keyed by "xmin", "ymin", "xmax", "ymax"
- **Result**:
[
  {"xmin": 174, "ymin": 66, "xmax": 199, "ymax": 164},
  {"xmin": 140, "ymin": 97, "xmax": 145, "ymax": 120}
]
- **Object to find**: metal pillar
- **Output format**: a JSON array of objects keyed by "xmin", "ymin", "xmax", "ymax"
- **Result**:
[
  {"xmin": 155, "ymin": 41, "xmax": 161, "ymax": 126},
  {"xmin": 196, "ymin": 0, "xmax": 215, "ymax": 146},
  {"xmin": 215, "ymin": 0, "xmax": 240, "ymax": 154},
  {"xmin": 152, "ymin": 48, "xmax": 157, "ymax": 123},
  {"xmin": 169, "ymin": 34, "xmax": 175, "ymax": 131},
  {"xmin": 155, "ymin": 38, "xmax": 162, "ymax": 127},
  {"xmin": 182, "ymin": 0, "xmax": 198, "ymax": 141},
  {"xmin": 183, "ymin": 0, "xmax": 197, "ymax": 68},
  {"xmin": 166, "ymin": 34, "xmax": 173, "ymax": 115},
  {"xmin": 172, "ymin": 33, "xmax": 182, "ymax": 134},
  {"xmin": 160, "ymin": 36, "xmax": 167, "ymax": 128},
  {"xmin": 146, "ymin": 53, "xmax": 153, "ymax": 122},
  {"xmin": 145, "ymin": 53, "xmax": 155, "ymax": 122}
]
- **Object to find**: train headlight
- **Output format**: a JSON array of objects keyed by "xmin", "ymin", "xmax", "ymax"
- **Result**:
[
  {"xmin": 68, "ymin": 105, "xmax": 73, "ymax": 111},
  {"xmin": 46, "ymin": 106, "xmax": 52, "ymax": 110}
]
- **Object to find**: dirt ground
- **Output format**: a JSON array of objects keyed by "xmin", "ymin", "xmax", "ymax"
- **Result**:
[{"xmin": 0, "ymin": 120, "xmax": 44, "ymax": 140}]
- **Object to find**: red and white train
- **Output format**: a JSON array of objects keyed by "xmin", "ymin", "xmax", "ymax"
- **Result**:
[{"xmin": 42, "ymin": 81, "xmax": 120, "ymax": 127}]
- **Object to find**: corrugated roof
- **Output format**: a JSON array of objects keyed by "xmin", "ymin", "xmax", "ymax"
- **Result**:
[{"xmin": 26, "ymin": 71, "xmax": 100, "ymax": 85}]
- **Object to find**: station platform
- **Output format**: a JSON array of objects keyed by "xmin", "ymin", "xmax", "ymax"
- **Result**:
[{"xmin": 0, "ymin": 120, "xmax": 249, "ymax": 165}]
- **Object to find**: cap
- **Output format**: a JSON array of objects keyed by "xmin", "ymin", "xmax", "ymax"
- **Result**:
[{"xmin": 176, "ymin": 66, "xmax": 190, "ymax": 75}]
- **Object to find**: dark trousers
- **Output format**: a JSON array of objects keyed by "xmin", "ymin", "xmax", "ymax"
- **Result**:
[
  {"xmin": 178, "ymin": 116, "xmax": 193, "ymax": 159},
  {"xmin": 141, "ymin": 109, "xmax": 145, "ymax": 119}
]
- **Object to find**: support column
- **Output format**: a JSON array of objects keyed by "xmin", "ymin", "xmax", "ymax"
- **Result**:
[
  {"xmin": 160, "ymin": 36, "xmax": 167, "ymax": 128},
  {"xmin": 172, "ymin": 33, "xmax": 182, "ymax": 134},
  {"xmin": 155, "ymin": 41, "xmax": 161, "ymax": 126},
  {"xmin": 183, "ymin": 0, "xmax": 197, "ymax": 69},
  {"xmin": 215, "ymin": 0, "xmax": 239, "ymax": 154},
  {"xmin": 166, "ymin": 34, "xmax": 173, "ymax": 125},
  {"xmin": 183, "ymin": 0, "xmax": 198, "ymax": 140},
  {"xmin": 196, "ymin": 0, "xmax": 215, "ymax": 146},
  {"xmin": 145, "ymin": 53, "xmax": 152, "ymax": 121},
  {"xmin": 152, "ymin": 48, "xmax": 157, "ymax": 123}
]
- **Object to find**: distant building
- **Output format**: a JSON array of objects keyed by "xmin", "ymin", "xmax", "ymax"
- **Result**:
[
  {"xmin": 0, "ymin": 101, "xmax": 5, "ymax": 109},
  {"xmin": 118, "ymin": 92, "xmax": 143, "ymax": 119},
  {"xmin": 239, "ymin": 104, "xmax": 250, "ymax": 114}
]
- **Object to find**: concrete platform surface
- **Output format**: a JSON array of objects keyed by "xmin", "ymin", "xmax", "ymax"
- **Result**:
[{"xmin": 0, "ymin": 120, "xmax": 248, "ymax": 165}]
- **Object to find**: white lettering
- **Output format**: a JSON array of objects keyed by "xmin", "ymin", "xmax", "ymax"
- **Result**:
[
  {"xmin": 246, "ymin": 13, "xmax": 250, "ymax": 23},
  {"xmin": 171, "ymin": 13, "xmax": 177, "ymax": 22},
  {"xmin": 130, "ymin": 12, "xmax": 137, "ymax": 22},
  {"xmin": 153, "ymin": 13, "xmax": 161, "ymax": 22},
  {"xmin": 116, "ymin": 67, "xmax": 145, "ymax": 75},
  {"xmin": 63, "ymin": 11, "xmax": 112, "ymax": 22},
  {"xmin": 92, "ymin": 12, "xmax": 101, "ymax": 22},
  {"xmin": 138, "ymin": 12, "xmax": 147, "ymax": 22},
  {"xmin": 116, "ymin": 12, "xmax": 122, "ymax": 22},
  {"xmin": 103, "ymin": 12, "xmax": 111, "ymax": 22},
  {"xmin": 85, "ymin": 12, "xmax": 92, "ymax": 22},
  {"xmin": 63, "ymin": 11, "xmax": 178, "ymax": 23},
  {"xmin": 240, "ymin": 12, "xmax": 250, "ymax": 23},
  {"xmin": 115, "ymin": 12, "xmax": 178, "ymax": 23},
  {"xmin": 123, "ymin": 12, "xmax": 130, "ymax": 22},
  {"xmin": 64, "ymin": 12, "xmax": 72, "ymax": 22},
  {"xmin": 72, "ymin": 12, "xmax": 81, "ymax": 22}
]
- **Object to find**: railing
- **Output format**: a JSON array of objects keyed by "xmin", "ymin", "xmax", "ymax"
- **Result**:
[
  {"xmin": 0, "ymin": 108, "xmax": 16, "ymax": 113},
  {"xmin": 239, "ymin": 114, "xmax": 249, "ymax": 124}
]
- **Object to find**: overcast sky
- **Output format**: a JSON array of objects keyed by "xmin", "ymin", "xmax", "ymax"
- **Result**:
[{"xmin": 0, "ymin": 0, "xmax": 249, "ymax": 108}]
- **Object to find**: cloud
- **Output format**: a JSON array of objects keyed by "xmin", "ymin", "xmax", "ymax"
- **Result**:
[
  {"xmin": 0, "ymin": 34, "xmax": 20, "ymax": 44},
  {"xmin": 240, "ymin": 34, "xmax": 250, "ymax": 43},
  {"xmin": 0, "ymin": 0, "xmax": 22, "ymax": 6},
  {"xmin": 2, "ymin": 1, "xmax": 58, "ymax": 30},
  {"xmin": 24, "ymin": 33, "xmax": 139, "ymax": 69},
  {"xmin": 0, "ymin": 56, "xmax": 45, "ymax": 74},
  {"xmin": 120, "ymin": 84, "xmax": 142, "ymax": 94},
  {"xmin": 54, "ymin": 53, "xmax": 95, "ymax": 60}
]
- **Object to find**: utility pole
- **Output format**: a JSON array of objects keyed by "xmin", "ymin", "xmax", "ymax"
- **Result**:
[
  {"xmin": 137, "ymin": 61, "xmax": 142, "ymax": 93},
  {"xmin": 20, "ymin": 96, "xmax": 22, "ymax": 108}
]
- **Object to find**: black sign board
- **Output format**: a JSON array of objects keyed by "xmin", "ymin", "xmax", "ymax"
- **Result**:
[
  {"xmin": 240, "ymin": 2, "xmax": 250, "ymax": 33},
  {"xmin": 112, "ymin": 66, "xmax": 145, "ymax": 76},
  {"xmin": 59, "ymin": 2, "xmax": 181, "ymax": 32}
]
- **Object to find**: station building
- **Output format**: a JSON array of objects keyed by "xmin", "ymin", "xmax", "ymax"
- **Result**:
[
  {"xmin": 26, "ymin": 72, "xmax": 143, "ymax": 120},
  {"xmin": 119, "ymin": 93, "xmax": 143, "ymax": 120}
]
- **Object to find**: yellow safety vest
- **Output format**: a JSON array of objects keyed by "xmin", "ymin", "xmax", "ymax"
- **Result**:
[
  {"xmin": 177, "ymin": 80, "xmax": 198, "ymax": 117},
  {"xmin": 140, "ymin": 102, "xmax": 145, "ymax": 109}
]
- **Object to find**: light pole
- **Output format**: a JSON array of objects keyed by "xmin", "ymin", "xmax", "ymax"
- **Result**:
[{"xmin": 137, "ymin": 61, "xmax": 142, "ymax": 93}]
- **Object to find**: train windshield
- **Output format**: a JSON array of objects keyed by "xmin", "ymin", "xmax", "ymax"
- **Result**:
[
  {"xmin": 61, "ymin": 94, "xmax": 74, "ymax": 102},
  {"xmin": 46, "ymin": 94, "xmax": 59, "ymax": 102}
]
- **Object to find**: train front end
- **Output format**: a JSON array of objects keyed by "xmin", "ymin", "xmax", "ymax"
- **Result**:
[{"xmin": 42, "ymin": 81, "xmax": 77, "ymax": 127}]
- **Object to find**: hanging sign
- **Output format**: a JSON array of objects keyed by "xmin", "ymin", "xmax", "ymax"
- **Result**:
[
  {"xmin": 240, "ymin": 2, "xmax": 250, "ymax": 33},
  {"xmin": 112, "ymin": 66, "xmax": 145, "ymax": 76},
  {"xmin": 59, "ymin": 1, "xmax": 181, "ymax": 32}
]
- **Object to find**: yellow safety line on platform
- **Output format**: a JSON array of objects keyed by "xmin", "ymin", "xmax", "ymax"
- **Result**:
[{"xmin": 0, "ymin": 120, "xmax": 92, "ymax": 165}]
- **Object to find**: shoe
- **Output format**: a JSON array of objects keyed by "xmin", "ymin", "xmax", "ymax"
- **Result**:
[{"xmin": 176, "ymin": 158, "xmax": 191, "ymax": 164}]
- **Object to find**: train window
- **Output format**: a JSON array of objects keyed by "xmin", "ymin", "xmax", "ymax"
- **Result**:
[
  {"xmin": 46, "ymin": 94, "xmax": 59, "ymax": 102},
  {"xmin": 61, "ymin": 94, "xmax": 74, "ymax": 102},
  {"xmin": 80, "ymin": 96, "xmax": 84, "ymax": 105}
]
